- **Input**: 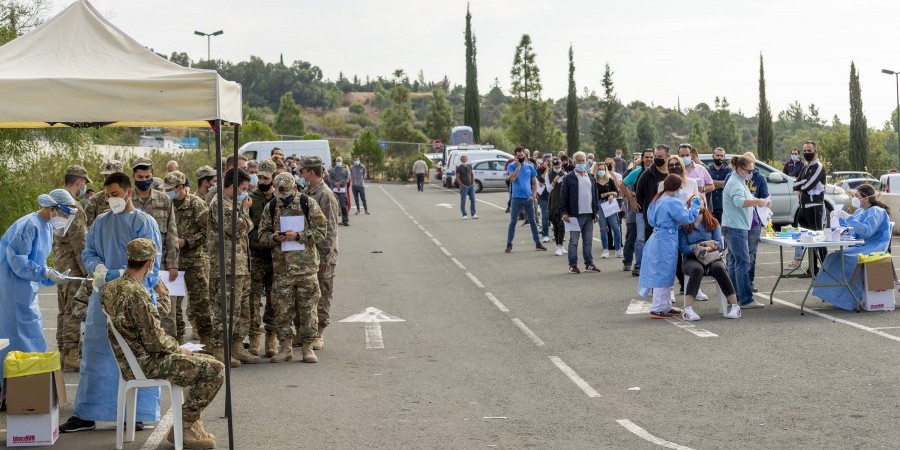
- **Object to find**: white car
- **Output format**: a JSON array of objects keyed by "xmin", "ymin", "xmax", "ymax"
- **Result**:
[{"xmin": 470, "ymin": 159, "xmax": 510, "ymax": 192}]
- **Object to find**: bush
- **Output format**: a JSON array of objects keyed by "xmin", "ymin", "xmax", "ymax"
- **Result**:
[{"xmin": 349, "ymin": 103, "xmax": 365, "ymax": 115}]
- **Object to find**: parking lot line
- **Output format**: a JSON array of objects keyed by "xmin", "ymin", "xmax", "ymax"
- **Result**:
[
  {"xmin": 616, "ymin": 419, "xmax": 695, "ymax": 450},
  {"xmin": 549, "ymin": 356, "xmax": 601, "ymax": 398},
  {"xmin": 756, "ymin": 293, "xmax": 900, "ymax": 343},
  {"xmin": 512, "ymin": 318, "xmax": 546, "ymax": 347}
]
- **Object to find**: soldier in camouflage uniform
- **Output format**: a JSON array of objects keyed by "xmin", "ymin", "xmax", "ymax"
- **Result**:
[
  {"xmin": 54, "ymin": 165, "xmax": 91, "ymax": 371},
  {"xmin": 163, "ymin": 171, "xmax": 211, "ymax": 345},
  {"xmin": 207, "ymin": 168, "xmax": 259, "ymax": 366},
  {"xmin": 258, "ymin": 173, "xmax": 328, "ymax": 363},
  {"xmin": 298, "ymin": 156, "xmax": 340, "ymax": 351},
  {"xmin": 247, "ymin": 160, "xmax": 277, "ymax": 357},
  {"xmin": 101, "ymin": 238, "xmax": 224, "ymax": 449},
  {"xmin": 130, "ymin": 157, "xmax": 181, "ymax": 340},
  {"xmin": 194, "ymin": 166, "xmax": 217, "ymax": 204}
]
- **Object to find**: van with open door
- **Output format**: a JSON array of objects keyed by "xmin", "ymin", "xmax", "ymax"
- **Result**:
[{"xmin": 239, "ymin": 140, "xmax": 332, "ymax": 169}]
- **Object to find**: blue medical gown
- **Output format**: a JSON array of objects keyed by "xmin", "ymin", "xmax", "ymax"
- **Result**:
[
  {"xmin": 0, "ymin": 212, "xmax": 54, "ymax": 380},
  {"xmin": 813, "ymin": 206, "xmax": 891, "ymax": 311},
  {"xmin": 74, "ymin": 210, "xmax": 162, "ymax": 422},
  {"xmin": 638, "ymin": 196, "xmax": 700, "ymax": 297}
]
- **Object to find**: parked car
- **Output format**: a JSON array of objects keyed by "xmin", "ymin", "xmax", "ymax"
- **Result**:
[
  {"xmin": 879, "ymin": 173, "xmax": 900, "ymax": 193},
  {"xmin": 698, "ymin": 154, "xmax": 850, "ymax": 225},
  {"xmin": 471, "ymin": 159, "xmax": 510, "ymax": 192},
  {"xmin": 836, "ymin": 177, "xmax": 880, "ymax": 195},
  {"xmin": 443, "ymin": 148, "xmax": 513, "ymax": 187},
  {"xmin": 829, "ymin": 171, "xmax": 875, "ymax": 184}
]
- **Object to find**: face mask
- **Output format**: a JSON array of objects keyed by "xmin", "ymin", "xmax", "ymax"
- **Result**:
[
  {"xmin": 517, "ymin": 157, "xmax": 525, "ymax": 163},
  {"xmin": 258, "ymin": 182, "xmax": 272, "ymax": 192},
  {"xmin": 249, "ymin": 174, "xmax": 259, "ymax": 186},
  {"xmin": 354, "ymin": 160, "xmax": 360, "ymax": 166},
  {"xmin": 335, "ymin": 162, "xmax": 343, "ymax": 168},
  {"xmin": 553, "ymin": 168, "xmax": 562, "ymax": 173},
  {"xmin": 166, "ymin": 191, "xmax": 177, "ymax": 201},
  {"xmin": 803, "ymin": 153, "xmax": 815, "ymax": 162},
  {"xmin": 713, "ymin": 158, "xmax": 724, "ymax": 166},
  {"xmin": 135, "ymin": 179, "xmax": 153, "ymax": 191},
  {"xmin": 851, "ymin": 197, "xmax": 861, "ymax": 208},
  {"xmin": 108, "ymin": 197, "xmax": 127, "ymax": 214},
  {"xmin": 682, "ymin": 157, "xmax": 692, "ymax": 166},
  {"xmin": 597, "ymin": 170, "xmax": 606, "ymax": 178},
  {"xmin": 791, "ymin": 154, "xmax": 799, "ymax": 162},
  {"xmin": 741, "ymin": 170, "xmax": 753, "ymax": 181},
  {"xmin": 537, "ymin": 159, "xmax": 543, "ymax": 165},
  {"xmin": 236, "ymin": 192, "xmax": 248, "ymax": 203},
  {"xmin": 587, "ymin": 159, "xmax": 594, "ymax": 166},
  {"xmin": 280, "ymin": 195, "xmax": 294, "ymax": 206},
  {"xmin": 575, "ymin": 163, "xmax": 587, "ymax": 172},
  {"xmin": 668, "ymin": 165, "xmax": 683, "ymax": 175},
  {"xmin": 654, "ymin": 158, "xmax": 666, "ymax": 167},
  {"xmin": 78, "ymin": 184, "xmax": 87, "ymax": 198},
  {"xmin": 49, "ymin": 214, "xmax": 70, "ymax": 230}
]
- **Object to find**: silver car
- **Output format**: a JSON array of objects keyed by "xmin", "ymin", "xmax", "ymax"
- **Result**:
[{"xmin": 471, "ymin": 159, "xmax": 510, "ymax": 192}]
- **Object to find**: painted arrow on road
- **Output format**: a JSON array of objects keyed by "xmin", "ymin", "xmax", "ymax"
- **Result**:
[
  {"xmin": 435, "ymin": 203, "xmax": 453, "ymax": 208},
  {"xmin": 339, "ymin": 307, "xmax": 405, "ymax": 349}
]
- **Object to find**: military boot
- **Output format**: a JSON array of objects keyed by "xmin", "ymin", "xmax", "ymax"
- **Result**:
[
  {"xmin": 301, "ymin": 343, "xmax": 318, "ymax": 363},
  {"xmin": 62, "ymin": 349, "xmax": 80, "ymax": 372},
  {"xmin": 311, "ymin": 327, "xmax": 325, "ymax": 350},
  {"xmin": 168, "ymin": 420, "xmax": 216, "ymax": 449},
  {"xmin": 264, "ymin": 331, "xmax": 278, "ymax": 358},
  {"xmin": 231, "ymin": 339, "xmax": 260, "ymax": 364},
  {"xmin": 248, "ymin": 334, "xmax": 261, "ymax": 357},
  {"xmin": 210, "ymin": 346, "xmax": 241, "ymax": 367},
  {"xmin": 270, "ymin": 339, "xmax": 293, "ymax": 363}
]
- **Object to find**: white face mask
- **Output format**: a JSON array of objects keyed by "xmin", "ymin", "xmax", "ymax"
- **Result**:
[
  {"xmin": 851, "ymin": 197, "xmax": 861, "ymax": 209},
  {"xmin": 108, "ymin": 197, "xmax": 127, "ymax": 214},
  {"xmin": 49, "ymin": 215, "xmax": 69, "ymax": 230}
]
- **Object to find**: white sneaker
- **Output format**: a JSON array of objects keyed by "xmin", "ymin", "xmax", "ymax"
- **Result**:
[
  {"xmin": 726, "ymin": 304, "xmax": 742, "ymax": 319},
  {"xmin": 670, "ymin": 290, "xmax": 676, "ymax": 302},
  {"xmin": 542, "ymin": 236, "xmax": 550, "ymax": 243},
  {"xmin": 561, "ymin": 247, "xmax": 568, "ymax": 254},
  {"xmin": 462, "ymin": 215, "xmax": 468, "ymax": 220},
  {"xmin": 554, "ymin": 246, "xmax": 563, "ymax": 256},
  {"xmin": 742, "ymin": 300, "xmax": 765, "ymax": 309},
  {"xmin": 682, "ymin": 306, "xmax": 700, "ymax": 321},
  {"xmin": 695, "ymin": 289, "xmax": 709, "ymax": 301},
  {"xmin": 601, "ymin": 250, "xmax": 610, "ymax": 259},
  {"xmin": 615, "ymin": 249, "xmax": 623, "ymax": 258},
  {"xmin": 472, "ymin": 214, "xmax": 479, "ymax": 219}
]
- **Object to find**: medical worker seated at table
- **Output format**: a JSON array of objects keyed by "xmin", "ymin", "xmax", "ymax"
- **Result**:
[
  {"xmin": 0, "ymin": 190, "xmax": 79, "ymax": 389},
  {"xmin": 813, "ymin": 184, "xmax": 892, "ymax": 310}
]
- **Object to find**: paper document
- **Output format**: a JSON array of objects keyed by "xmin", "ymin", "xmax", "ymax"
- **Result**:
[
  {"xmin": 537, "ymin": 184, "xmax": 546, "ymax": 195},
  {"xmin": 601, "ymin": 200, "xmax": 621, "ymax": 218},
  {"xmin": 564, "ymin": 217, "xmax": 582, "ymax": 232},
  {"xmin": 280, "ymin": 216, "xmax": 306, "ymax": 251},
  {"xmin": 161, "ymin": 271, "xmax": 187, "ymax": 296},
  {"xmin": 180, "ymin": 342, "xmax": 204, "ymax": 352},
  {"xmin": 332, "ymin": 187, "xmax": 347, "ymax": 194}
]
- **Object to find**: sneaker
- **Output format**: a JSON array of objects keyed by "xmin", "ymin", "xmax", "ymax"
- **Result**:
[
  {"xmin": 631, "ymin": 268, "xmax": 640, "ymax": 277},
  {"xmin": 585, "ymin": 265, "xmax": 601, "ymax": 273},
  {"xmin": 554, "ymin": 246, "xmax": 563, "ymax": 256},
  {"xmin": 741, "ymin": 300, "xmax": 765, "ymax": 309},
  {"xmin": 682, "ymin": 307, "xmax": 700, "ymax": 321},
  {"xmin": 60, "ymin": 416, "xmax": 96, "ymax": 433},
  {"xmin": 615, "ymin": 249, "xmax": 624, "ymax": 258},
  {"xmin": 462, "ymin": 215, "xmax": 468, "ymax": 220},
  {"xmin": 601, "ymin": 250, "xmax": 610, "ymax": 259},
  {"xmin": 696, "ymin": 289, "xmax": 709, "ymax": 301},
  {"xmin": 726, "ymin": 304, "xmax": 742, "ymax": 319},
  {"xmin": 623, "ymin": 265, "xmax": 631, "ymax": 272},
  {"xmin": 505, "ymin": 207, "xmax": 510, "ymax": 213},
  {"xmin": 569, "ymin": 266, "xmax": 581, "ymax": 274},
  {"xmin": 667, "ymin": 307, "xmax": 683, "ymax": 316},
  {"xmin": 542, "ymin": 235, "xmax": 550, "ymax": 243},
  {"xmin": 561, "ymin": 247, "xmax": 568, "ymax": 254},
  {"xmin": 787, "ymin": 260, "xmax": 802, "ymax": 269},
  {"xmin": 365, "ymin": 211, "xmax": 370, "ymax": 215},
  {"xmin": 472, "ymin": 214, "xmax": 479, "ymax": 219},
  {"xmin": 505, "ymin": 244, "xmax": 512, "ymax": 253},
  {"xmin": 752, "ymin": 286, "xmax": 759, "ymax": 293},
  {"xmin": 535, "ymin": 244, "xmax": 547, "ymax": 251},
  {"xmin": 649, "ymin": 310, "xmax": 674, "ymax": 319}
]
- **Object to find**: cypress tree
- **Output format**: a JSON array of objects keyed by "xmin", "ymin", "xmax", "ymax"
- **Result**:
[
  {"xmin": 757, "ymin": 54, "xmax": 775, "ymax": 161},
  {"xmin": 463, "ymin": 4, "xmax": 481, "ymax": 142},
  {"xmin": 849, "ymin": 61, "xmax": 868, "ymax": 171},
  {"xmin": 566, "ymin": 45, "xmax": 579, "ymax": 155},
  {"xmin": 591, "ymin": 64, "xmax": 626, "ymax": 155}
]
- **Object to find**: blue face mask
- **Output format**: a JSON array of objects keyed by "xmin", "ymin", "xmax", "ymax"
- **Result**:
[
  {"xmin": 166, "ymin": 191, "xmax": 177, "ymax": 201},
  {"xmin": 135, "ymin": 179, "xmax": 153, "ymax": 191},
  {"xmin": 78, "ymin": 184, "xmax": 87, "ymax": 198},
  {"xmin": 236, "ymin": 192, "xmax": 248, "ymax": 203},
  {"xmin": 553, "ymin": 168, "xmax": 562, "ymax": 173},
  {"xmin": 682, "ymin": 157, "xmax": 692, "ymax": 166},
  {"xmin": 335, "ymin": 162, "xmax": 342, "ymax": 168},
  {"xmin": 280, "ymin": 195, "xmax": 294, "ymax": 206},
  {"xmin": 249, "ymin": 174, "xmax": 259, "ymax": 186},
  {"xmin": 575, "ymin": 163, "xmax": 587, "ymax": 172},
  {"xmin": 791, "ymin": 154, "xmax": 799, "ymax": 162},
  {"xmin": 597, "ymin": 170, "xmax": 606, "ymax": 178}
]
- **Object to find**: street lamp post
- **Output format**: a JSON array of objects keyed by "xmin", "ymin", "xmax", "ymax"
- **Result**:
[
  {"xmin": 195, "ymin": 30, "xmax": 223, "ymax": 156},
  {"xmin": 882, "ymin": 69, "xmax": 900, "ymax": 170}
]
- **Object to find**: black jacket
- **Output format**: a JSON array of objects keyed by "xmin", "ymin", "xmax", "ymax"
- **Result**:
[
  {"xmin": 559, "ymin": 171, "xmax": 598, "ymax": 218},
  {"xmin": 793, "ymin": 159, "xmax": 825, "ymax": 207}
]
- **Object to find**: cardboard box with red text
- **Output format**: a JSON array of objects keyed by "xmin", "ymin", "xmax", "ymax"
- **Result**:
[
  {"xmin": 862, "ymin": 259, "xmax": 896, "ymax": 312},
  {"xmin": 5, "ymin": 368, "xmax": 66, "ymax": 447}
]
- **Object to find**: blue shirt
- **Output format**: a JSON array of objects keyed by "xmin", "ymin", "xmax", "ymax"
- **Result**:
[
  {"xmin": 707, "ymin": 163, "xmax": 732, "ymax": 212},
  {"xmin": 507, "ymin": 162, "xmax": 537, "ymax": 199},
  {"xmin": 623, "ymin": 166, "xmax": 644, "ymax": 187},
  {"xmin": 679, "ymin": 221, "xmax": 724, "ymax": 257},
  {"xmin": 722, "ymin": 174, "xmax": 752, "ymax": 230}
]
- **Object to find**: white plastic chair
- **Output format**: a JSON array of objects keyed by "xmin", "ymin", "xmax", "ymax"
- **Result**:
[
  {"xmin": 685, "ymin": 275, "xmax": 729, "ymax": 316},
  {"xmin": 105, "ymin": 313, "xmax": 184, "ymax": 450}
]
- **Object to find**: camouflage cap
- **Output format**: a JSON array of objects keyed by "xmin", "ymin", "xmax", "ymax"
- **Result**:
[
  {"xmin": 151, "ymin": 177, "xmax": 164, "ymax": 191},
  {"xmin": 300, "ymin": 156, "xmax": 323, "ymax": 169},
  {"xmin": 132, "ymin": 157, "xmax": 154, "ymax": 170},
  {"xmin": 272, "ymin": 172, "xmax": 296, "ymax": 198},
  {"xmin": 163, "ymin": 171, "xmax": 185, "ymax": 190},
  {"xmin": 126, "ymin": 238, "xmax": 157, "ymax": 262},
  {"xmin": 100, "ymin": 159, "xmax": 124, "ymax": 175},
  {"xmin": 258, "ymin": 159, "xmax": 277, "ymax": 179},
  {"xmin": 65, "ymin": 165, "xmax": 92, "ymax": 183},
  {"xmin": 195, "ymin": 165, "xmax": 216, "ymax": 179}
]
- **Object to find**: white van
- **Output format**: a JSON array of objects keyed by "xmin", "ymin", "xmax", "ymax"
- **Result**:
[
  {"xmin": 443, "ymin": 149, "xmax": 513, "ymax": 187},
  {"xmin": 880, "ymin": 173, "xmax": 900, "ymax": 193},
  {"xmin": 239, "ymin": 140, "xmax": 332, "ymax": 169}
]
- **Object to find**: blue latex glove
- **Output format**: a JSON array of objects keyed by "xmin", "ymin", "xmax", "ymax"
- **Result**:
[
  {"xmin": 691, "ymin": 197, "xmax": 702, "ymax": 209},
  {"xmin": 105, "ymin": 269, "xmax": 121, "ymax": 282}
]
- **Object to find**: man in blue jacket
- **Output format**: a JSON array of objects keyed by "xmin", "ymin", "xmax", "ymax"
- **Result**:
[{"xmin": 559, "ymin": 151, "xmax": 600, "ymax": 274}]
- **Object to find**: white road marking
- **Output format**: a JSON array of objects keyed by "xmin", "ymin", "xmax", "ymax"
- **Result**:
[
  {"xmin": 140, "ymin": 409, "xmax": 173, "ymax": 450},
  {"xmin": 365, "ymin": 323, "xmax": 385, "ymax": 349},
  {"xmin": 549, "ymin": 356, "xmax": 601, "ymax": 398},
  {"xmin": 465, "ymin": 272, "xmax": 485, "ymax": 288},
  {"xmin": 417, "ymin": 224, "xmax": 425, "ymax": 231},
  {"xmin": 412, "ymin": 220, "xmax": 419, "ymax": 225},
  {"xmin": 440, "ymin": 247, "xmax": 452, "ymax": 256},
  {"xmin": 666, "ymin": 318, "xmax": 718, "ymax": 338},
  {"xmin": 475, "ymin": 198, "xmax": 505, "ymax": 210},
  {"xmin": 616, "ymin": 419, "xmax": 695, "ymax": 450},
  {"xmin": 431, "ymin": 237, "xmax": 443, "ymax": 246},
  {"xmin": 435, "ymin": 203, "xmax": 453, "ymax": 208},
  {"xmin": 756, "ymin": 293, "xmax": 900, "ymax": 343},
  {"xmin": 873, "ymin": 326, "xmax": 900, "ymax": 330},
  {"xmin": 424, "ymin": 231, "xmax": 434, "ymax": 238},
  {"xmin": 339, "ymin": 307, "xmax": 406, "ymax": 349},
  {"xmin": 451, "ymin": 258, "xmax": 467, "ymax": 270},
  {"xmin": 512, "ymin": 319, "xmax": 545, "ymax": 346},
  {"xmin": 485, "ymin": 293, "xmax": 509, "ymax": 312},
  {"xmin": 626, "ymin": 299, "xmax": 651, "ymax": 315}
]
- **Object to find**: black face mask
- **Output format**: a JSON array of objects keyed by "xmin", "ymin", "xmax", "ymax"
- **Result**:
[
  {"xmin": 517, "ymin": 157, "xmax": 526, "ymax": 163},
  {"xmin": 803, "ymin": 153, "xmax": 815, "ymax": 162},
  {"xmin": 654, "ymin": 158, "xmax": 666, "ymax": 167},
  {"xmin": 668, "ymin": 165, "xmax": 683, "ymax": 174},
  {"xmin": 257, "ymin": 182, "xmax": 272, "ymax": 192},
  {"xmin": 713, "ymin": 158, "xmax": 724, "ymax": 166}
]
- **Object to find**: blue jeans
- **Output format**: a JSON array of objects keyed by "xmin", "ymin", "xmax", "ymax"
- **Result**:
[
  {"xmin": 459, "ymin": 184, "xmax": 476, "ymax": 216},
  {"xmin": 538, "ymin": 195, "xmax": 550, "ymax": 237},
  {"xmin": 748, "ymin": 225, "xmax": 761, "ymax": 286},
  {"xmin": 724, "ymin": 227, "xmax": 753, "ymax": 305},
  {"xmin": 507, "ymin": 197, "xmax": 541, "ymax": 246},
  {"xmin": 567, "ymin": 213, "xmax": 594, "ymax": 267},
  {"xmin": 634, "ymin": 213, "xmax": 646, "ymax": 269},
  {"xmin": 623, "ymin": 219, "xmax": 636, "ymax": 266},
  {"xmin": 599, "ymin": 212, "xmax": 622, "ymax": 250}
]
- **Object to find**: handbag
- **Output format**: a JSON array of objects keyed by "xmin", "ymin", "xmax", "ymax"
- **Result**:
[{"xmin": 692, "ymin": 245, "xmax": 723, "ymax": 266}]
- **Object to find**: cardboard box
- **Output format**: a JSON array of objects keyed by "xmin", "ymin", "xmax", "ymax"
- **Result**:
[
  {"xmin": 5, "ymin": 369, "xmax": 66, "ymax": 447},
  {"xmin": 862, "ymin": 259, "xmax": 896, "ymax": 312}
]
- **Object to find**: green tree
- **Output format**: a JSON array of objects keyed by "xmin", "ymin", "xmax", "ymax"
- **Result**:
[
  {"xmin": 591, "ymin": 63, "xmax": 627, "ymax": 155},
  {"xmin": 849, "ymin": 61, "xmax": 868, "ymax": 171},
  {"xmin": 757, "ymin": 54, "xmax": 775, "ymax": 161},
  {"xmin": 635, "ymin": 112, "xmax": 658, "ymax": 150},
  {"xmin": 708, "ymin": 97, "xmax": 740, "ymax": 152},
  {"xmin": 0, "ymin": 0, "xmax": 49, "ymax": 45},
  {"xmin": 479, "ymin": 126, "xmax": 512, "ymax": 151},
  {"xmin": 504, "ymin": 34, "xmax": 555, "ymax": 150},
  {"xmin": 274, "ymin": 92, "xmax": 305, "ymax": 137},
  {"xmin": 238, "ymin": 120, "xmax": 278, "ymax": 146},
  {"xmin": 352, "ymin": 129, "xmax": 384, "ymax": 168},
  {"xmin": 425, "ymin": 88, "xmax": 453, "ymax": 142},
  {"xmin": 380, "ymin": 86, "xmax": 427, "ymax": 155},
  {"xmin": 168, "ymin": 52, "xmax": 191, "ymax": 67},
  {"xmin": 463, "ymin": 4, "xmax": 481, "ymax": 141},
  {"xmin": 566, "ymin": 45, "xmax": 579, "ymax": 155},
  {"xmin": 687, "ymin": 118, "xmax": 709, "ymax": 152}
]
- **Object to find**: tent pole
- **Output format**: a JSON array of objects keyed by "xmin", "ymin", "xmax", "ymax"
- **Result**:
[
  {"xmin": 226, "ymin": 123, "xmax": 239, "ymax": 450},
  {"xmin": 213, "ymin": 120, "xmax": 234, "ymax": 449}
]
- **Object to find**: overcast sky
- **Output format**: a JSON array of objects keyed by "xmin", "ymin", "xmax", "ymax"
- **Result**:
[{"xmin": 51, "ymin": 0, "xmax": 900, "ymax": 126}]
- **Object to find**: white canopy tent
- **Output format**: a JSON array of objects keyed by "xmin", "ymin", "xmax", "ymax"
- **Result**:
[{"xmin": 0, "ymin": 0, "xmax": 242, "ymax": 128}]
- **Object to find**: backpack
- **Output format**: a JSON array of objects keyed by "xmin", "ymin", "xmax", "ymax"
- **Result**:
[{"xmin": 268, "ymin": 193, "xmax": 310, "ymax": 223}]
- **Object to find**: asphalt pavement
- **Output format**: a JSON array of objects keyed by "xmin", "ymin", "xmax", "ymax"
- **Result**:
[{"xmin": 6, "ymin": 180, "xmax": 900, "ymax": 449}]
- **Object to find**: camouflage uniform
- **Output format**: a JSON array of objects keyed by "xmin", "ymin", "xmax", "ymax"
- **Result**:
[
  {"xmin": 101, "ymin": 238, "xmax": 224, "ymax": 424},
  {"xmin": 131, "ymin": 157, "xmax": 180, "ymax": 340},
  {"xmin": 164, "ymin": 171, "xmax": 212, "ymax": 343},
  {"xmin": 207, "ymin": 195, "xmax": 253, "ymax": 347},
  {"xmin": 194, "ymin": 165, "xmax": 217, "ymax": 206},
  {"xmin": 303, "ymin": 158, "xmax": 340, "ymax": 332},
  {"xmin": 257, "ymin": 173, "xmax": 328, "ymax": 345},
  {"xmin": 248, "ymin": 161, "xmax": 277, "ymax": 348},
  {"xmin": 53, "ymin": 166, "xmax": 91, "ymax": 368}
]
